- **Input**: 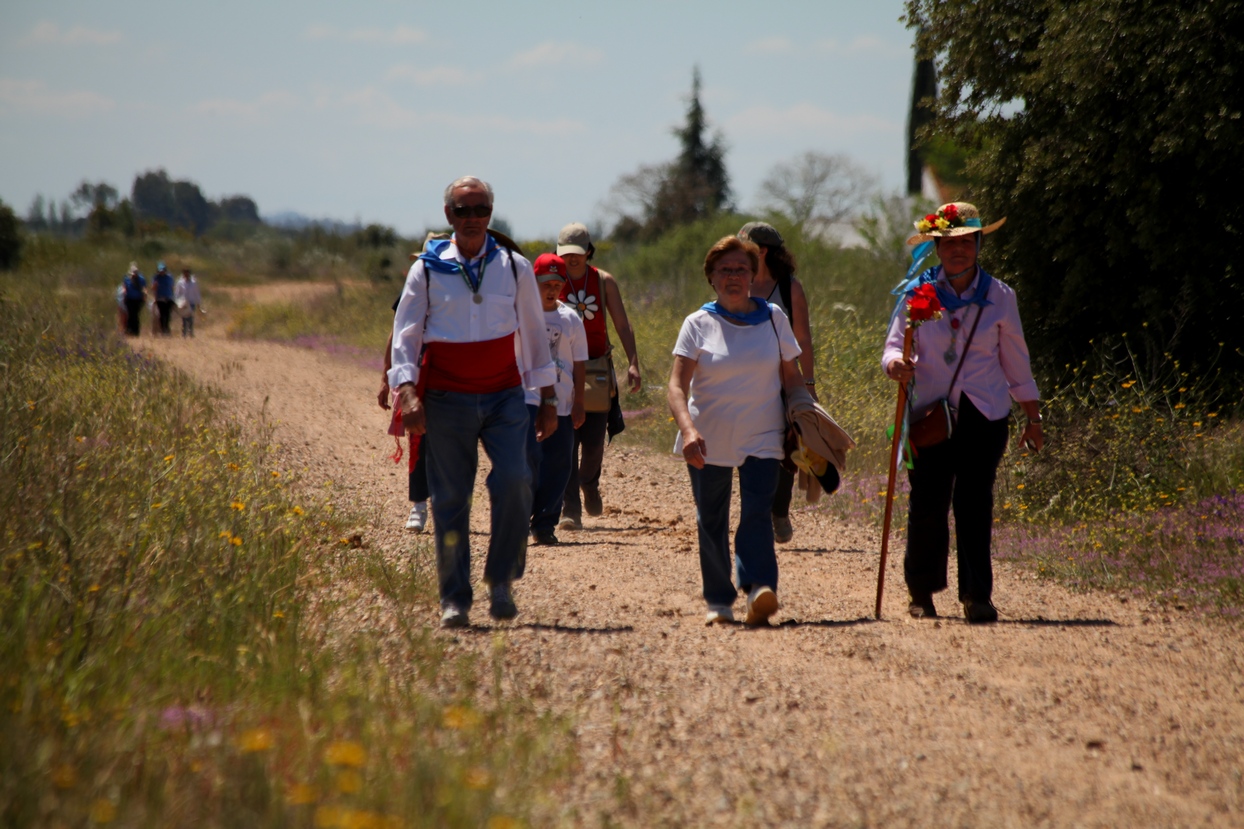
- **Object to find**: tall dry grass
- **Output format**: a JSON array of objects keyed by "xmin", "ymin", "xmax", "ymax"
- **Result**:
[{"xmin": 0, "ymin": 279, "xmax": 571, "ymax": 827}]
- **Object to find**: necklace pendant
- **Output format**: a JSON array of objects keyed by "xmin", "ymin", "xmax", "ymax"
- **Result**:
[
  {"xmin": 943, "ymin": 348, "xmax": 958, "ymax": 365},
  {"xmin": 472, "ymin": 292, "xmax": 484, "ymax": 305}
]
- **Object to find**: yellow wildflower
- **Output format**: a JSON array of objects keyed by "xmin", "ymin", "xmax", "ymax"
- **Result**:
[
  {"xmin": 464, "ymin": 767, "xmax": 492, "ymax": 789},
  {"xmin": 324, "ymin": 740, "xmax": 367, "ymax": 767},
  {"xmin": 335, "ymin": 769, "xmax": 364, "ymax": 794},
  {"xmin": 230, "ymin": 536, "xmax": 243, "ymax": 546},
  {"xmin": 487, "ymin": 817, "xmax": 520, "ymax": 829},
  {"xmin": 238, "ymin": 728, "xmax": 274, "ymax": 752},
  {"xmin": 51, "ymin": 763, "xmax": 77, "ymax": 789},
  {"xmin": 164, "ymin": 454, "xmax": 175, "ymax": 462},
  {"xmin": 231, "ymin": 500, "xmax": 245, "ymax": 511},
  {"xmin": 75, "ymin": 436, "xmax": 85, "ymax": 443},
  {"xmin": 442, "ymin": 705, "xmax": 481, "ymax": 730},
  {"xmin": 89, "ymin": 799, "xmax": 117, "ymax": 823},
  {"xmin": 286, "ymin": 783, "xmax": 318, "ymax": 806}
]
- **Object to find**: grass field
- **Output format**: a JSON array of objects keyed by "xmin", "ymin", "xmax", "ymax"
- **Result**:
[{"xmin": 0, "ymin": 278, "xmax": 572, "ymax": 827}]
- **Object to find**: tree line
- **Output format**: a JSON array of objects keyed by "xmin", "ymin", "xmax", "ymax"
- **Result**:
[{"xmin": 22, "ymin": 169, "xmax": 261, "ymax": 238}]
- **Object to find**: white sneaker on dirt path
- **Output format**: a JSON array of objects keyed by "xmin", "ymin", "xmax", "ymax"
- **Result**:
[
  {"xmin": 705, "ymin": 605, "xmax": 734, "ymax": 625},
  {"xmin": 406, "ymin": 502, "xmax": 427, "ymax": 532},
  {"xmin": 744, "ymin": 586, "xmax": 778, "ymax": 626},
  {"xmin": 559, "ymin": 515, "xmax": 581, "ymax": 531},
  {"xmin": 440, "ymin": 604, "xmax": 468, "ymax": 628}
]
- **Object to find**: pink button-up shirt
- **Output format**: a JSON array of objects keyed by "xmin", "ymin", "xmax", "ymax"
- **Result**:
[{"xmin": 883, "ymin": 269, "xmax": 1039, "ymax": 421}]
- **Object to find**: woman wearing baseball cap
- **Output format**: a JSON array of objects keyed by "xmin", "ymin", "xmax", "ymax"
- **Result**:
[{"xmin": 555, "ymin": 222, "xmax": 642, "ymax": 529}]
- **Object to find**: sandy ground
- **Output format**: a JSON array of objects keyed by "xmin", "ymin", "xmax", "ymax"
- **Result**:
[{"xmin": 135, "ymin": 296, "xmax": 1244, "ymax": 828}]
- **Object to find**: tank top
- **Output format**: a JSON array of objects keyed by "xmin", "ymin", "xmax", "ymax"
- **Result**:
[
  {"xmin": 560, "ymin": 265, "xmax": 610, "ymax": 358},
  {"xmin": 762, "ymin": 280, "xmax": 789, "ymax": 318}
]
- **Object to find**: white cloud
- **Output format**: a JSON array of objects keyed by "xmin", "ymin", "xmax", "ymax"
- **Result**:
[
  {"xmin": 304, "ymin": 24, "xmax": 427, "ymax": 45},
  {"xmin": 0, "ymin": 78, "xmax": 115, "ymax": 117},
  {"xmin": 385, "ymin": 64, "xmax": 480, "ymax": 87},
  {"xmin": 187, "ymin": 91, "xmax": 298, "ymax": 119},
  {"xmin": 509, "ymin": 41, "xmax": 604, "ymax": 69},
  {"xmin": 817, "ymin": 35, "xmax": 907, "ymax": 58},
  {"xmin": 726, "ymin": 103, "xmax": 897, "ymax": 138},
  {"xmin": 745, "ymin": 36, "xmax": 795, "ymax": 56},
  {"xmin": 23, "ymin": 21, "xmax": 123, "ymax": 46}
]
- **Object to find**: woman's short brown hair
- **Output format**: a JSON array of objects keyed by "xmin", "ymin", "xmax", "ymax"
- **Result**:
[{"xmin": 702, "ymin": 236, "xmax": 759, "ymax": 283}]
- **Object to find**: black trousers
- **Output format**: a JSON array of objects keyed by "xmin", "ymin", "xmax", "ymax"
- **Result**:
[
  {"xmin": 904, "ymin": 395, "xmax": 1009, "ymax": 603},
  {"xmin": 156, "ymin": 299, "xmax": 174, "ymax": 334},
  {"xmin": 124, "ymin": 298, "xmax": 144, "ymax": 335},
  {"xmin": 563, "ymin": 409, "xmax": 607, "ymax": 520},
  {"xmin": 772, "ymin": 465, "xmax": 795, "ymax": 518}
]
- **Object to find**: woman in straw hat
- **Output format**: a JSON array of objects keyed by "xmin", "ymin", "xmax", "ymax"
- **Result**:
[{"xmin": 882, "ymin": 202, "xmax": 1043, "ymax": 624}]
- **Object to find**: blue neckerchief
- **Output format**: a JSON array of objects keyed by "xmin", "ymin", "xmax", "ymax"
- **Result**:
[
  {"xmin": 888, "ymin": 265, "xmax": 994, "ymax": 326},
  {"xmin": 418, "ymin": 234, "xmax": 501, "ymax": 288},
  {"xmin": 700, "ymin": 299, "xmax": 772, "ymax": 326}
]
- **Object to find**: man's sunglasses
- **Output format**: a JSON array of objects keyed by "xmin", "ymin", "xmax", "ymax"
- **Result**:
[{"xmin": 450, "ymin": 204, "xmax": 493, "ymax": 218}]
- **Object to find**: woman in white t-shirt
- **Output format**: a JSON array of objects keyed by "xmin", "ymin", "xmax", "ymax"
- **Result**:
[{"xmin": 668, "ymin": 236, "xmax": 804, "ymax": 626}]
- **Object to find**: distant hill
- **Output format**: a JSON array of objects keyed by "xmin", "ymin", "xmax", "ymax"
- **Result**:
[{"xmin": 264, "ymin": 211, "xmax": 363, "ymax": 234}]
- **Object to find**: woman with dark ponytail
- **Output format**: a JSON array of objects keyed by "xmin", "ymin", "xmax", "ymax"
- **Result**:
[{"xmin": 737, "ymin": 222, "xmax": 817, "ymax": 544}]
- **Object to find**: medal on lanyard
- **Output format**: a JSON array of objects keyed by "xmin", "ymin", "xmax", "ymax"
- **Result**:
[
  {"xmin": 459, "ymin": 255, "xmax": 487, "ymax": 304},
  {"xmin": 943, "ymin": 314, "xmax": 961, "ymax": 365}
]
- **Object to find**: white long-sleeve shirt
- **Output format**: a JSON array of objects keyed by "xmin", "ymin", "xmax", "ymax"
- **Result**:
[
  {"xmin": 883, "ymin": 268, "xmax": 1039, "ymax": 421},
  {"xmin": 174, "ymin": 276, "xmax": 201, "ymax": 307},
  {"xmin": 389, "ymin": 237, "xmax": 556, "ymax": 391}
]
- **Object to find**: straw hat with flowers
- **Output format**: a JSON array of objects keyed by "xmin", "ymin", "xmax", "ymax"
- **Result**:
[{"xmin": 906, "ymin": 202, "xmax": 1006, "ymax": 246}]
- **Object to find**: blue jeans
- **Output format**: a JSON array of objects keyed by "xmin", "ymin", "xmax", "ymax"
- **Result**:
[
  {"xmin": 526, "ymin": 407, "xmax": 575, "ymax": 534},
  {"xmin": 423, "ymin": 386, "xmax": 532, "ymax": 610},
  {"xmin": 687, "ymin": 457, "xmax": 780, "ymax": 606}
]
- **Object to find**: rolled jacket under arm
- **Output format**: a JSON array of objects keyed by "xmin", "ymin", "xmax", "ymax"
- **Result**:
[{"xmin": 882, "ymin": 270, "xmax": 1039, "ymax": 420}]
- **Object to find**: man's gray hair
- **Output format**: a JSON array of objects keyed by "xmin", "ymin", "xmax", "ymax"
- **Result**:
[{"xmin": 443, "ymin": 176, "xmax": 494, "ymax": 207}]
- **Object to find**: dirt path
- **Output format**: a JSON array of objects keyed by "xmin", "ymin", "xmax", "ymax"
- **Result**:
[{"xmin": 136, "ymin": 295, "xmax": 1244, "ymax": 827}]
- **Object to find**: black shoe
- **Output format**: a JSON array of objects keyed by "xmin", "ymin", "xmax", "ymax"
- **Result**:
[
  {"xmin": 963, "ymin": 598, "xmax": 998, "ymax": 624},
  {"xmin": 583, "ymin": 486, "xmax": 603, "ymax": 517},
  {"xmin": 532, "ymin": 529, "xmax": 558, "ymax": 545},
  {"xmin": 908, "ymin": 592, "xmax": 937, "ymax": 619},
  {"xmin": 489, "ymin": 583, "xmax": 518, "ymax": 621}
]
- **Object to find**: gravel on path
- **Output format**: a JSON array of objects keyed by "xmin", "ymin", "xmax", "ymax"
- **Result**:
[{"xmin": 136, "ymin": 307, "xmax": 1244, "ymax": 828}]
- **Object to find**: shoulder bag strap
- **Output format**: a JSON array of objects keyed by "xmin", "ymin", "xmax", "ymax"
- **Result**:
[{"xmin": 947, "ymin": 304, "xmax": 984, "ymax": 402}]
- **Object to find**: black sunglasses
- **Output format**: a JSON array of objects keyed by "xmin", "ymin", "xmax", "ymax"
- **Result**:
[{"xmin": 450, "ymin": 204, "xmax": 492, "ymax": 218}]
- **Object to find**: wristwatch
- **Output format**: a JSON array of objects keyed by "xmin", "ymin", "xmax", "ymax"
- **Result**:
[{"xmin": 541, "ymin": 396, "xmax": 557, "ymax": 407}]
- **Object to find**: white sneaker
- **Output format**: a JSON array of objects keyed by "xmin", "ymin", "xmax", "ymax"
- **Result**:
[
  {"xmin": 440, "ymin": 604, "xmax": 468, "ymax": 628},
  {"xmin": 405, "ymin": 501, "xmax": 427, "ymax": 532},
  {"xmin": 558, "ymin": 515, "xmax": 582, "ymax": 531},
  {"xmin": 744, "ymin": 586, "xmax": 779, "ymax": 626},
  {"xmin": 705, "ymin": 604, "xmax": 734, "ymax": 625}
]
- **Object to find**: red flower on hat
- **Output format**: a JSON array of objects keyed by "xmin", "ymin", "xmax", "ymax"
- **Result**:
[
  {"xmin": 942, "ymin": 203, "xmax": 959, "ymax": 221},
  {"xmin": 906, "ymin": 283, "xmax": 943, "ymax": 325}
]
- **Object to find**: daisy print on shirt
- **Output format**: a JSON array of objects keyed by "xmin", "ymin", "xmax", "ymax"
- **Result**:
[{"xmin": 567, "ymin": 287, "xmax": 598, "ymax": 321}]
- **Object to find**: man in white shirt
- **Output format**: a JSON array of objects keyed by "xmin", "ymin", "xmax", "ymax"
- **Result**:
[{"xmin": 390, "ymin": 176, "xmax": 557, "ymax": 628}]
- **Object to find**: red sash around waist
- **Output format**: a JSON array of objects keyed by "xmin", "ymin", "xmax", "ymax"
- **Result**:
[{"xmin": 422, "ymin": 334, "xmax": 520, "ymax": 394}]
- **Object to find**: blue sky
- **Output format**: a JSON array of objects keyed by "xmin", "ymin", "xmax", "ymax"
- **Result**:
[{"xmin": 0, "ymin": 1, "xmax": 916, "ymax": 239}]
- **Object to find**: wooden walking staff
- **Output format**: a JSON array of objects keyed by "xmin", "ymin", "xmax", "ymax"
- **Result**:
[
  {"xmin": 875, "ymin": 283, "xmax": 941, "ymax": 619},
  {"xmin": 875, "ymin": 327, "xmax": 913, "ymax": 619}
]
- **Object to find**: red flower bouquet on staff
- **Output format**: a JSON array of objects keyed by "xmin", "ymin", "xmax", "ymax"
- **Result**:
[{"xmin": 906, "ymin": 282, "xmax": 943, "ymax": 325}]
